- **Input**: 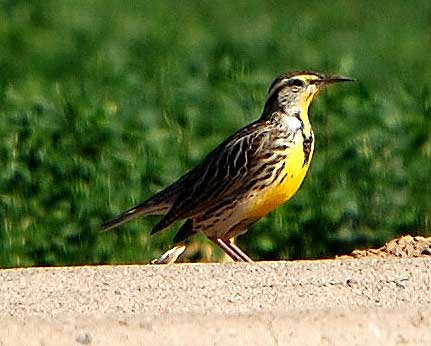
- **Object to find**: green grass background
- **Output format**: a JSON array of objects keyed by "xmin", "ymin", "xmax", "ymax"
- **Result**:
[{"xmin": 0, "ymin": 0, "xmax": 430, "ymax": 267}]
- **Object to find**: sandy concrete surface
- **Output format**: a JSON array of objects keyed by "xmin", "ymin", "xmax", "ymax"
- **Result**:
[{"xmin": 1, "ymin": 258, "xmax": 430, "ymax": 345}]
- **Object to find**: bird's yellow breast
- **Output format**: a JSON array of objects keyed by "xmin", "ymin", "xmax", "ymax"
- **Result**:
[{"xmin": 247, "ymin": 134, "xmax": 314, "ymax": 220}]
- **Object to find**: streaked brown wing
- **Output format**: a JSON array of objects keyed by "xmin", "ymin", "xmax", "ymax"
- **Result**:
[
  {"xmin": 151, "ymin": 117, "xmax": 297, "ymax": 234},
  {"xmin": 151, "ymin": 121, "xmax": 272, "ymax": 234}
]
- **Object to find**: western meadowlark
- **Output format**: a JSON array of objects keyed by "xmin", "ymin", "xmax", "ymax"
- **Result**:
[{"xmin": 102, "ymin": 71, "xmax": 353, "ymax": 262}]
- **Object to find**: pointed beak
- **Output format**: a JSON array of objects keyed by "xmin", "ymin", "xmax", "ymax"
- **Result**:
[{"xmin": 320, "ymin": 75, "xmax": 355, "ymax": 85}]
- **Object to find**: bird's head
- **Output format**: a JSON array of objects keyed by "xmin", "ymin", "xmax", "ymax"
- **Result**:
[{"xmin": 262, "ymin": 71, "xmax": 354, "ymax": 117}]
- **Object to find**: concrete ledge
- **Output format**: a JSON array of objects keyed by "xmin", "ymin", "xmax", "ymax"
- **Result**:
[{"xmin": 1, "ymin": 258, "xmax": 430, "ymax": 345}]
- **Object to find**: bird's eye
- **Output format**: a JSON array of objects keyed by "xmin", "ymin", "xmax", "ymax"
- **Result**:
[{"xmin": 289, "ymin": 78, "xmax": 305, "ymax": 88}]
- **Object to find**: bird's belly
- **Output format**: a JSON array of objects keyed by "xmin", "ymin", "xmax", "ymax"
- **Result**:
[{"xmin": 247, "ymin": 141, "xmax": 314, "ymax": 219}]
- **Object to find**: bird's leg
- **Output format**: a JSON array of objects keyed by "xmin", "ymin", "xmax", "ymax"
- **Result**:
[
  {"xmin": 227, "ymin": 238, "xmax": 254, "ymax": 263},
  {"xmin": 152, "ymin": 238, "xmax": 253, "ymax": 264},
  {"xmin": 211, "ymin": 238, "xmax": 245, "ymax": 262}
]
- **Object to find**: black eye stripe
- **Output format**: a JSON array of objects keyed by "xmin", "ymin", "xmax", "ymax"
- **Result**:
[
  {"xmin": 266, "ymin": 77, "xmax": 307, "ymax": 99},
  {"xmin": 287, "ymin": 78, "xmax": 305, "ymax": 87}
]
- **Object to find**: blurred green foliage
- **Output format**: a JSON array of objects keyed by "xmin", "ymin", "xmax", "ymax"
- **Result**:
[{"xmin": 0, "ymin": 0, "xmax": 430, "ymax": 267}]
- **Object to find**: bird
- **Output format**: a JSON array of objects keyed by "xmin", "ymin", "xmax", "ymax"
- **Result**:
[{"xmin": 101, "ymin": 71, "xmax": 353, "ymax": 262}]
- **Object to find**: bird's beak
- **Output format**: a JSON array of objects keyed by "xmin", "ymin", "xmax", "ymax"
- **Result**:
[{"xmin": 320, "ymin": 75, "xmax": 355, "ymax": 85}]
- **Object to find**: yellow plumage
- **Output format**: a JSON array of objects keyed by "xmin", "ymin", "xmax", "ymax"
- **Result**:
[
  {"xmin": 102, "ymin": 71, "xmax": 353, "ymax": 262},
  {"xmin": 248, "ymin": 139, "xmax": 314, "ymax": 219},
  {"xmin": 247, "ymin": 104, "xmax": 315, "ymax": 220}
]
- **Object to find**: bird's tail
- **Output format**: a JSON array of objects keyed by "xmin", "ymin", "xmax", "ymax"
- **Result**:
[{"xmin": 101, "ymin": 201, "xmax": 168, "ymax": 232}]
